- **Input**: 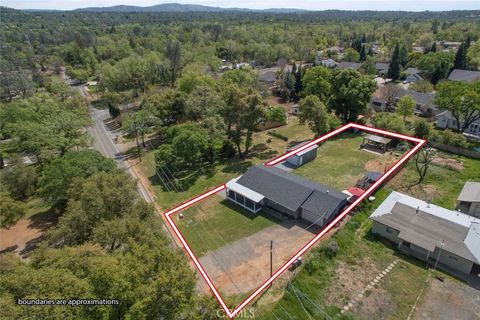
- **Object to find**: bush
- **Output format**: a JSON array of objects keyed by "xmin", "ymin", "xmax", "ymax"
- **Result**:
[
  {"xmin": 304, "ymin": 257, "xmax": 322, "ymax": 275},
  {"xmin": 220, "ymin": 140, "xmax": 236, "ymax": 158},
  {"xmin": 267, "ymin": 130, "xmax": 288, "ymax": 141},
  {"xmin": 430, "ymin": 129, "xmax": 468, "ymax": 148},
  {"xmin": 266, "ymin": 106, "xmax": 287, "ymax": 124},
  {"xmin": 372, "ymin": 113, "xmax": 405, "ymax": 134},
  {"xmin": 323, "ymin": 240, "xmax": 340, "ymax": 258}
]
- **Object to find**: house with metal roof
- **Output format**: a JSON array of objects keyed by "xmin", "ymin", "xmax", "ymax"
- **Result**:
[
  {"xmin": 457, "ymin": 182, "xmax": 480, "ymax": 218},
  {"xmin": 448, "ymin": 69, "xmax": 480, "ymax": 83},
  {"xmin": 226, "ymin": 165, "xmax": 348, "ymax": 227},
  {"xmin": 370, "ymin": 191, "xmax": 480, "ymax": 275},
  {"xmin": 285, "ymin": 142, "xmax": 318, "ymax": 167}
]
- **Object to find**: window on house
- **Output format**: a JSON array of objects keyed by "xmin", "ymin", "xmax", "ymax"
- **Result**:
[
  {"xmin": 448, "ymin": 255, "xmax": 458, "ymax": 261},
  {"xmin": 228, "ymin": 190, "xmax": 235, "ymax": 200},
  {"xmin": 403, "ymin": 241, "xmax": 411, "ymax": 248},
  {"xmin": 386, "ymin": 227, "xmax": 394, "ymax": 234}
]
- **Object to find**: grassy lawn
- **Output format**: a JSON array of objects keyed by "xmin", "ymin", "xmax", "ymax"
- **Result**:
[
  {"xmin": 293, "ymin": 134, "xmax": 379, "ymax": 191},
  {"xmin": 137, "ymin": 118, "xmax": 312, "ymax": 210},
  {"xmin": 175, "ymin": 195, "xmax": 279, "ymax": 256}
]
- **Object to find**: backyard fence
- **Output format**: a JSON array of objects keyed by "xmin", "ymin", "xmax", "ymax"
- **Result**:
[{"xmin": 429, "ymin": 142, "xmax": 480, "ymax": 159}]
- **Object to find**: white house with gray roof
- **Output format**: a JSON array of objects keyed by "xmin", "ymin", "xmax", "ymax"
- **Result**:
[
  {"xmin": 457, "ymin": 182, "xmax": 480, "ymax": 218},
  {"xmin": 436, "ymin": 110, "xmax": 480, "ymax": 137},
  {"xmin": 226, "ymin": 165, "xmax": 348, "ymax": 227},
  {"xmin": 370, "ymin": 191, "xmax": 480, "ymax": 275}
]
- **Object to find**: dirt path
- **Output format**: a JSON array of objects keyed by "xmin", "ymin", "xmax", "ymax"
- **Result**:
[{"xmin": 0, "ymin": 210, "xmax": 57, "ymax": 259}]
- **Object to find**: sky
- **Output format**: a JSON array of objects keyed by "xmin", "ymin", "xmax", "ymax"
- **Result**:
[{"xmin": 4, "ymin": 0, "xmax": 480, "ymax": 11}]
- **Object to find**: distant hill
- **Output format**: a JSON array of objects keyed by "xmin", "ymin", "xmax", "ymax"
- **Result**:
[{"xmin": 73, "ymin": 3, "xmax": 307, "ymax": 13}]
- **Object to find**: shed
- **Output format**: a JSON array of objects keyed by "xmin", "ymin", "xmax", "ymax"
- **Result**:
[
  {"xmin": 286, "ymin": 142, "xmax": 318, "ymax": 167},
  {"xmin": 362, "ymin": 134, "xmax": 392, "ymax": 152}
]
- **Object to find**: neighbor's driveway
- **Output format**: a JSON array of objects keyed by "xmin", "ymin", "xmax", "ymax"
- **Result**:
[
  {"xmin": 414, "ymin": 276, "xmax": 480, "ymax": 320},
  {"xmin": 198, "ymin": 220, "xmax": 315, "ymax": 295}
]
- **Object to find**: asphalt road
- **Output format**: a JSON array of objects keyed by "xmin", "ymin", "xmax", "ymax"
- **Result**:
[{"xmin": 76, "ymin": 85, "xmax": 152, "ymax": 202}]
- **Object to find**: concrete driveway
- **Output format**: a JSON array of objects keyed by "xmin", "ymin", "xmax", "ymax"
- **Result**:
[{"xmin": 198, "ymin": 220, "xmax": 316, "ymax": 296}]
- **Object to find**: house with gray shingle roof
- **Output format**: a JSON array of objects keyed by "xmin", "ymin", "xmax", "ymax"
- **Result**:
[
  {"xmin": 457, "ymin": 182, "xmax": 480, "ymax": 218},
  {"xmin": 371, "ymin": 191, "xmax": 480, "ymax": 275},
  {"xmin": 448, "ymin": 69, "xmax": 480, "ymax": 83},
  {"xmin": 225, "ymin": 165, "xmax": 348, "ymax": 227}
]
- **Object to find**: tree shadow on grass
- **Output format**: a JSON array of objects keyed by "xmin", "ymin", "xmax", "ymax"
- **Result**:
[
  {"xmin": 248, "ymin": 143, "xmax": 279, "ymax": 160},
  {"xmin": 149, "ymin": 163, "xmax": 217, "ymax": 192}
]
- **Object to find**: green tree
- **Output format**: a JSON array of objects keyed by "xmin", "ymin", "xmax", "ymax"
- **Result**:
[
  {"xmin": 185, "ymin": 85, "xmax": 224, "ymax": 121},
  {"xmin": 171, "ymin": 125, "xmax": 209, "ymax": 168},
  {"xmin": 467, "ymin": 41, "xmax": 480, "ymax": 69},
  {"xmin": 48, "ymin": 171, "xmax": 138, "ymax": 245},
  {"xmin": 373, "ymin": 113, "xmax": 405, "ymax": 133},
  {"xmin": 165, "ymin": 40, "xmax": 182, "ymax": 87},
  {"xmin": 417, "ymin": 52, "xmax": 454, "ymax": 84},
  {"xmin": 329, "ymin": 69, "xmax": 376, "ymax": 122},
  {"xmin": 301, "ymin": 66, "xmax": 332, "ymax": 101},
  {"xmin": 242, "ymin": 93, "xmax": 266, "ymax": 154},
  {"xmin": 387, "ymin": 44, "xmax": 401, "ymax": 81},
  {"xmin": 0, "ymin": 193, "xmax": 26, "ymax": 228},
  {"xmin": 396, "ymin": 95, "xmax": 416, "ymax": 123},
  {"xmin": 344, "ymin": 48, "xmax": 360, "ymax": 62},
  {"xmin": 434, "ymin": 81, "xmax": 480, "ymax": 133},
  {"xmin": 178, "ymin": 71, "xmax": 215, "ymax": 94},
  {"xmin": 454, "ymin": 42, "xmax": 467, "ymax": 70},
  {"xmin": 299, "ymin": 95, "xmax": 330, "ymax": 136},
  {"xmin": 414, "ymin": 119, "xmax": 431, "ymax": 138},
  {"xmin": 266, "ymin": 106, "xmax": 287, "ymax": 124},
  {"xmin": 38, "ymin": 150, "xmax": 116, "ymax": 206},
  {"xmin": 1, "ymin": 157, "xmax": 37, "ymax": 200},
  {"xmin": 410, "ymin": 80, "xmax": 434, "ymax": 93}
]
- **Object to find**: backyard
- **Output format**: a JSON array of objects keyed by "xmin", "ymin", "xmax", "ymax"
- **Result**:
[{"xmin": 293, "ymin": 134, "xmax": 403, "ymax": 191}]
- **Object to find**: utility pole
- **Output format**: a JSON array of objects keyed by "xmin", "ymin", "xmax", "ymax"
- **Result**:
[
  {"xmin": 270, "ymin": 240, "xmax": 273, "ymax": 286},
  {"xmin": 131, "ymin": 112, "xmax": 141, "ymax": 162}
]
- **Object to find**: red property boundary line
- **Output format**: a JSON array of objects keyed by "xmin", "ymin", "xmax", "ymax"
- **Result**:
[{"xmin": 163, "ymin": 123, "xmax": 427, "ymax": 318}]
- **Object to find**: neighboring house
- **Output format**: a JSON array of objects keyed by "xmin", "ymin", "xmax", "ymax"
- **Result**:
[
  {"xmin": 371, "ymin": 191, "xmax": 480, "ymax": 275},
  {"xmin": 457, "ymin": 182, "xmax": 480, "ymax": 218},
  {"xmin": 257, "ymin": 67, "xmax": 280, "ymax": 84},
  {"xmin": 375, "ymin": 62, "xmax": 389, "ymax": 77},
  {"xmin": 320, "ymin": 58, "xmax": 338, "ymax": 68},
  {"xmin": 372, "ymin": 87, "xmax": 438, "ymax": 117},
  {"xmin": 286, "ymin": 142, "xmax": 318, "ymax": 167},
  {"xmin": 226, "ymin": 165, "xmax": 348, "ymax": 227},
  {"xmin": 436, "ymin": 110, "xmax": 480, "ymax": 137},
  {"xmin": 403, "ymin": 67, "xmax": 423, "ymax": 83},
  {"xmin": 337, "ymin": 62, "xmax": 361, "ymax": 70},
  {"xmin": 396, "ymin": 89, "xmax": 438, "ymax": 118},
  {"xmin": 448, "ymin": 69, "xmax": 480, "ymax": 83},
  {"xmin": 439, "ymin": 41, "xmax": 462, "ymax": 50}
]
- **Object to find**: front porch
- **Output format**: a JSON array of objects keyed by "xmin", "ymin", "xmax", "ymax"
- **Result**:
[{"xmin": 225, "ymin": 177, "xmax": 264, "ymax": 213}]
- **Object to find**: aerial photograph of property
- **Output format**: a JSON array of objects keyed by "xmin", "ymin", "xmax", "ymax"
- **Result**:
[{"xmin": 0, "ymin": 1, "xmax": 479, "ymax": 319}]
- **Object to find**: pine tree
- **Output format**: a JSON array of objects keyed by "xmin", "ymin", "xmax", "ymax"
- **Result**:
[
  {"xmin": 454, "ymin": 42, "xmax": 467, "ymax": 70},
  {"xmin": 430, "ymin": 42, "xmax": 437, "ymax": 53},
  {"xmin": 359, "ymin": 45, "xmax": 367, "ymax": 62},
  {"xmin": 294, "ymin": 66, "xmax": 303, "ymax": 95},
  {"xmin": 292, "ymin": 62, "xmax": 297, "ymax": 75},
  {"xmin": 387, "ymin": 44, "xmax": 401, "ymax": 81}
]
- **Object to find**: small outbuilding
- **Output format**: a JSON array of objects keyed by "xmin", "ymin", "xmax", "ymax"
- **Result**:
[
  {"xmin": 362, "ymin": 134, "xmax": 392, "ymax": 153},
  {"xmin": 286, "ymin": 142, "xmax": 318, "ymax": 167}
]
